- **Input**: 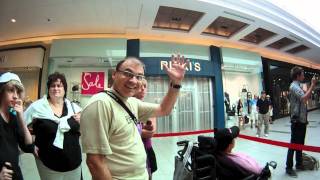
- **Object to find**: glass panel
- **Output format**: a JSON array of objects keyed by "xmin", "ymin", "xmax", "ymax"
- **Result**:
[
  {"xmin": 144, "ymin": 77, "xmax": 213, "ymax": 133},
  {"xmin": 270, "ymin": 65, "xmax": 291, "ymax": 118}
]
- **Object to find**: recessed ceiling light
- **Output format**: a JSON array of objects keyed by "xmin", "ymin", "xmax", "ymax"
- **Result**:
[{"xmin": 11, "ymin": 18, "xmax": 16, "ymax": 23}]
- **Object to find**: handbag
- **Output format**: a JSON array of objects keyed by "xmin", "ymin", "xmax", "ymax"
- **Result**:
[
  {"xmin": 146, "ymin": 147, "xmax": 158, "ymax": 173},
  {"xmin": 173, "ymin": 142, "xmax": 193, "ymax": 180}
]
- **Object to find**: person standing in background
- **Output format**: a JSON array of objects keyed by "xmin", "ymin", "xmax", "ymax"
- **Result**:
[
  {"xmin": 250, "ymin": 95, "xmax": 258, "ymax": 128},
  {"xmin": 285, "ymin": 66, "xmax": 316, "ymax": 178},
  {"xmin": 134, "ymin": 79, "xmax": 157, "ymax": 179},
  {"xmin": 266, "ymin": 95, "xmax": 273, "ymax": 124},
  {"xmin": 24, "ymin": 72, "xmax": 82, "ymax": 180},
  {"xmin": 256, "ymin": 91, "xmax": 271, "ymax": 137}
]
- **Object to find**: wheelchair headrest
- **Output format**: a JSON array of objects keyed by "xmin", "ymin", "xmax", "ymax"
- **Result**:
[{"xmin": 198, "ymin": 136, "xmax": 217, "ymax": 151}]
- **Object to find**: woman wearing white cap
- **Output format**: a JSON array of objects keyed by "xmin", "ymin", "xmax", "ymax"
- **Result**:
[{"xmin": 0, "ymin": 72, "xmax": 34, "ymax": 180}]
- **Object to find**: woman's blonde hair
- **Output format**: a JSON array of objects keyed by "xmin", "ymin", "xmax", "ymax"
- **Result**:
[{"xmin": 140, "ymin": 79, "xmax": 147, "ymax": 88}]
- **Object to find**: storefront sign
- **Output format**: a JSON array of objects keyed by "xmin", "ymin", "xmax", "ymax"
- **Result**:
[
  {"xmin": 81, "ymin": 72, "xmax": 105, "ymax": 95},
  {"xmin": 140, "ymin": 57, "xmax": 215, "ymax": 77},
  {"xmin": 0, "ymin": 56, "xmax": 7, "ymax": 64}
]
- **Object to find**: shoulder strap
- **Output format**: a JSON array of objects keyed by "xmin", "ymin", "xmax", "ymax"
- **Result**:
[{"xmin": 103, "ymin": 91, "xmax": 138, "ymax": 125}]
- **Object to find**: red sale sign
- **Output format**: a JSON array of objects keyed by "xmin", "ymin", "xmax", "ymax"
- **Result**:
[{"xmin": 81, "ymin": 72, "xmax": 105, "ymax": 95}]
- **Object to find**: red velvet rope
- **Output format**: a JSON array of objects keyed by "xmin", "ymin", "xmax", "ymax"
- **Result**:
[{"xmin": 154, "ymin": 129, "xmax": 320, "ymax": 153}]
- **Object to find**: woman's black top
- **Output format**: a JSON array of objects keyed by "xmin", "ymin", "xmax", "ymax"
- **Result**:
[
  {"xmin": 0, "ymin": 114, "xmax": 34, "ymax": 180},
  {"xmin": 33, "ymin": 102, "xmax": 81, "ymax": 172}
]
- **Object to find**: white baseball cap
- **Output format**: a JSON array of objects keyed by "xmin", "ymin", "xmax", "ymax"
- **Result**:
[{"xmin": 0, "ymin": 72, "xmax": 22, "ymax": 84}]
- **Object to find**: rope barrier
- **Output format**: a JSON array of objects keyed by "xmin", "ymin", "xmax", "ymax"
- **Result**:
[{"xmin": 154, "ymin": 129, "xmax": 320, "ymax": 153}]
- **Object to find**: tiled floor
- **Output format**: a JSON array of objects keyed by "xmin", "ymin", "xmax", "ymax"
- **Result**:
[{"xmin": 20, "ymin": 110, "xmax": 320, "ymax": 179}]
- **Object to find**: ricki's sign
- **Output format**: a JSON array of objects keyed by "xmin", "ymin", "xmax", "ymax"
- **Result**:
[
  {"xmin": 81, "ymin": 72, "xmax": 105, "ymax": 95},
  {"xmin": 141, "ymin": 57, "xmax": 214, "ymax": 77},
  {"xmin": 160, "ymin": 60, "xmax": 201, "ymax": 72}
]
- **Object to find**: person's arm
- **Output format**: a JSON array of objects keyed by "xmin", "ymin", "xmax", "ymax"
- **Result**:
[
  {"xmin": 301, "ymin": 78, "xmax": 316, "ymax": 103},
  {"xmin": 67, "ymin": 113, "xmax": 81, "ymax": 132},
  {"xmin": 0, "ymin": 162, "xmax": 14, "ymax": 180},
  {"xmin": 152, "ymin": 54, "xmax": 187, "ymax": 117},
  {"xmin": 15, "ymin": 99, "xmax": 32, "ymax": 145},
  {"xmin": 86, "ymin": 154, "xmax": 112, "ymax": 180},
  {"xmin": 81, "ymin": 99, "xmax": 113, "ymax": 179}
]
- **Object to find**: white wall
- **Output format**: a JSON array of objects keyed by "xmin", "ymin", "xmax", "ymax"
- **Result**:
[
  {"xmin": 222, "ymin": 71, "xmax": 262, "ymax": 106},
  {"xmin": 140, "ymin": 41, "xmax": 210, "ymax": 60},
  {"xmin": 19, "ymin": 70, "xmax": 40, "ymax": 102},
  {"xmin": 0, "ymin": 48, "xmax": 44, "ymax": 68}
]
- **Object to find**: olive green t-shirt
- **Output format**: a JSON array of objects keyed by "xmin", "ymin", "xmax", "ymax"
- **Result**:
[{"xmin": 81, "ymin": 90, "xmax": 158, "ymax": 180}]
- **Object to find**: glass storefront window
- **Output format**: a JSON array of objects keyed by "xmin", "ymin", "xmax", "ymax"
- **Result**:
[
  {"xmin": 221, "ymin": 48, "xmax": 263, "ymax": 128},
  {"xmin": 48, "ymin": 38, "xmax": 126, "ymax": 107},
  {"xmin": 270, "ymin": 65, "xmax": 291, "ymax": 118},
  {"xmin": 144, "ymin": 77, "xmax": 213, "ymax": 133},
  {"xmin": 270, "ymin": 65, "xmax": 320, "ymax": 118},
  {"xmin": 140, "ymin": 40, "xmax": 213, "ymax": 133}
]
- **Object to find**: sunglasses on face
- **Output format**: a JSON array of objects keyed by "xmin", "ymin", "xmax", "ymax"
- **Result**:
[{"xmin": 117, "ymin": 70, "xmax": 145, "ymax": 81}]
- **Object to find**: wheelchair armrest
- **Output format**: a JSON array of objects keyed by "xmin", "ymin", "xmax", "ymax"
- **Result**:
[
  {"xmin": 176, "ymin": 140, "xmax": 190, "ymax": 159},
  {"xmin": 268, "ymin": 161, "xmax": 277, "ymax": 169},
  {"xmin": 177, "ymin": 140, "xmax": 189, "ymax": 146}
]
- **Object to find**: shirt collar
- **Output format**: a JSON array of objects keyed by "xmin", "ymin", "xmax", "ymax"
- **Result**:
[
  {"xmin": 292, "ymin": 80, "xmax": 300, "ymax": 86},
  {"xmin": 110, "ymin": 87, "xmax": 128, "ymax": 101}
]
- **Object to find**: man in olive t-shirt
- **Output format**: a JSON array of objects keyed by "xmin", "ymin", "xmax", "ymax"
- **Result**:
[{"xmin": 81, "ymin": 55, "xmax": 187, "ymax": 180}]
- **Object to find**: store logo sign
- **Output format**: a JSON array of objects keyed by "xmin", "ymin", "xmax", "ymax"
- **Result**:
[
  {"xmin": 0, "ymin": 56, "xmax": 7, "ymax": 64},
  {"xmin": 160, "ymin": 60, "xmax": 201, "ymax": 72},
  {"xmin": 81, "ymin": 72, "xmax": 105, "ymax": 95},
  {"xmin": 141, "ymin": 57, "xmax": 214, "ymax": 77}
]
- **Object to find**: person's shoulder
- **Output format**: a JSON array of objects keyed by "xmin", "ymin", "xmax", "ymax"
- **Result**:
[
  {"xmin": 289, "ymin": 81, "xmax": 300, "ymax": 89},
  {"xmin": 91, "ymin": 92, "xmax": 110, "ymax": 101},
  {"xmin": 128, "ymin": 96, "xmax": 142, "ymax": 103},
  {"xmin": 25, "ymin": 96, "xmax": 45, "ymax": 111},
  {"xmin": 83, "ymin": 92, "xmax": 111, "ymax": 108}
]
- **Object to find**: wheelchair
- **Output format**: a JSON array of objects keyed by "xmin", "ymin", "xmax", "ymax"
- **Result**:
[{"xmin": 174, "ymin": 136, "xmax": 277, "ymax": 180}]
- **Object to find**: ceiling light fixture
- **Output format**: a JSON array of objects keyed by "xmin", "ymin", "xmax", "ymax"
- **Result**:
[{"xmin": 11, "ymin": 18, "xmax": 16, "ymax": 23}]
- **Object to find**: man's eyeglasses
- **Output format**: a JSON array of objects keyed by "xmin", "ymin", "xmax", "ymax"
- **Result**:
[{"xmin": 117, "ymin": 70, "xmax": 145, "ymax": 81}]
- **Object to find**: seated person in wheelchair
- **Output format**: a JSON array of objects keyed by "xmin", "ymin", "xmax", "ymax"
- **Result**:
[{"xmin": 214, "ymin": 126, "xmax": 270, "ymax": 179}]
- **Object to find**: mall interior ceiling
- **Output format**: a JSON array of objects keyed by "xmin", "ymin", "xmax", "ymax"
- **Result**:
[{"xmin": 1, "ymin": 0, "xmax": 320, "ymax": 68}]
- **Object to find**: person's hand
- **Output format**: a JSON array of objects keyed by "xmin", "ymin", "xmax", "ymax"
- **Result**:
[
  {"xmin": 0, "ymin": 162, "xmax": 13, "ymax": 180},
  {"xmin": 13, "ymin": 99, "xmax": 23, "ymax": 116},
  {"xmin": 72, "ymin": 113, "xmax": 81, "ymax": 124},
  {"xmin": 163, "ymin": 54, "xmax": 188, "ymax": 85},
  {"xmin": 144, "ymin": 121, "xmax": 154, "ymax": 131},
  {"xmin": 141, "ymin": 128, "xmax": 155, "ymax": 139},
  {"xmin": 33, "ymin": 145, "xmax": 39, "ymax": 158},
  {"xmin": 142, "ymin": 121, "xmax": 154, "ymax": 138}
]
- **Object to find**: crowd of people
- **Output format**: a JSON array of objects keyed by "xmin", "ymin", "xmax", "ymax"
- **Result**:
[
  {"xmin": 0, "ymin": 54, "xmax": 316, "ymax": 179},
  {"xmin": 0, "ymin": 54, "xmax": 187, "ymax": 180}
]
